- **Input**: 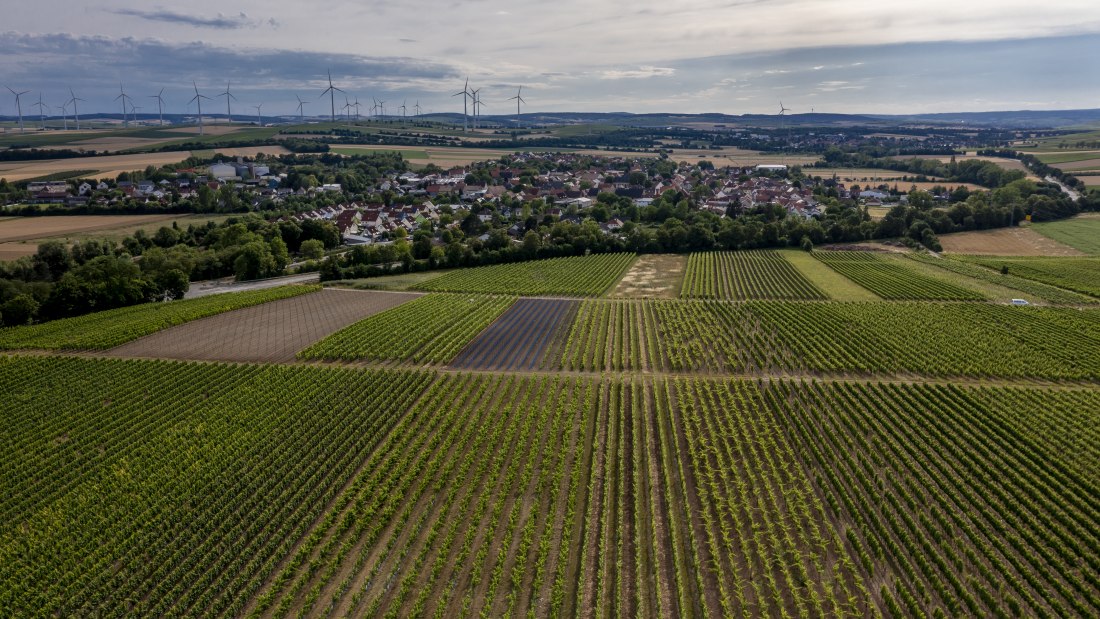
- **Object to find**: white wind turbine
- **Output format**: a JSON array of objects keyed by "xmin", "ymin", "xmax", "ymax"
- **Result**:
[
  {"xmin": 67, "ymin": 88, "xmax": 86, "ymax": 130},
  {"xmin": 294, "ymin": 94, "xmax": 308, "ymax": 124},
  {"xmin": 149, "ymin": 88, "xmax": 166, "ymax": 126},
  {"xmin": 353, "ymin": 97, "xmax": 362, "ymax": 121},
  {"xmin": 115, "ymin": 83, "xmax": 133, "ymax": 127},
  {"xmin": 31, "ymin": 93, "xmax": 48, "ymax": 130},
  {"xmin": 508, "ymin": 86, "xmax": 526, "ymax": 125},
  {"xmin": 6, "ymin": 87, "xmax": 30, "ymax": 134},
  {"xmin": 399, "ymin": 99, "xmax": 407, "ymax": 122},
  {"xmin": 218, "ymin": 81, "xmax": 237, "ymax": 123},
  {"xmin": 189, "ymin": 81, "xmax": 212, "ymax": 136},
  {"xmin": 254, "ymin": 103, "xmax": 263, "ymax": 126},
  {"xmin": 413, "ymin": 100, "xmax": 422, "ymax": 117},
  {"xmin": 452, "ymin": 77, "xmax": 472, "ymax": 132},
  {"xmin": 319, "ymin": 69, "xmax": 344, "ymax": 123},
  {"xmin": 58, "ymin": 101, "xmax": 69, "ymax": 131}
]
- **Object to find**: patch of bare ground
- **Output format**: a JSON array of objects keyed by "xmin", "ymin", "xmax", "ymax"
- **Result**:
[
  {"xmin": 610, "ymin": 254, "xmax": 686, "ymax": 298},
  {"xmin": 107, "ymin": 289, "xmax": 420, "ymax": 362},
  {"xmin": 0, "ymin": 242, "xmax": 38, "ymax": 260},
  {"xmin": 939, "ymin": 226, "xmax": 1085, "ymax": 256},
  {"xmin": 0, "ymin": 214, "xmax": 180, "ymax": 243}
]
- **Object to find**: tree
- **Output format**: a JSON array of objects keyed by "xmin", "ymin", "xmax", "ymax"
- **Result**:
[
  {"xmin": 154, "ymin": 269, "xmax": 190, "ymax": 301},
  {"xmin": 233, "ymin": 241, "xmax": 278, "ymax": 281},
  {"xmin": 1, "ymin": 294, "xmax": 39, "ymax": 325},
  {"xmin": 300, "ymin": 239, "xmax": 325, "ymax": 259},
  {"xmin": 33, "ymin": 241, "xmax": 73, "ymax": 281}
]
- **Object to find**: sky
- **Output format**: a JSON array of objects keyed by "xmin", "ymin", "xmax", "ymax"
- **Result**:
[{"xmin": 1, "ymin": 0, "xmax": 1099, "ymax": 119}]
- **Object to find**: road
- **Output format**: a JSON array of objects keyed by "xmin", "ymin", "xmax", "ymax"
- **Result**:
[{"xmin": 185, "ymin": 272, "xmax": 320, "ymax": 299}]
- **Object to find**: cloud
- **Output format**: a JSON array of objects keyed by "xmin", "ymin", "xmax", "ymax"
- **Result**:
[
  {"xmin": 599, "ymin": 66, "xmax": 676, "ymax": 80},
  {"xmin": 110, "ymin": 8, "xmax": 272, "ymax": 30}
]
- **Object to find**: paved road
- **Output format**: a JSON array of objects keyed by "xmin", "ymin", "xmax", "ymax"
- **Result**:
[{"xmin": 185, "ymin": 272, "xmax": 320, "ymax": 299}]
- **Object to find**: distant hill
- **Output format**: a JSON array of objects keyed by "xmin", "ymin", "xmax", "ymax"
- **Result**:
[{"xmin": 5, "ymin": 108, "xmax": 1100, "ymax": 132}]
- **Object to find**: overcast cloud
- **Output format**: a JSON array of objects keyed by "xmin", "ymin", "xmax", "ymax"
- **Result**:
[{"xmin": 1, "ymin": 1, "xmax": 1099, "ymax": 117}]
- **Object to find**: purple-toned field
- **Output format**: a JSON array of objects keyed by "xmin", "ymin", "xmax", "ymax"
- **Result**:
[{"xmin": 449, "ymin": 298, "xmax": 578, "ymax": 370}]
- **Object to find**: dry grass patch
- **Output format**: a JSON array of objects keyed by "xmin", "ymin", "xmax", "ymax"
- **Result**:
[
  {"xmin": 939, "ymin": 226, "xmax": 1084, "ymax": 256},
  {"xmin": 610, "ymin": 254, "xmax": 686, "ymax": 298}
]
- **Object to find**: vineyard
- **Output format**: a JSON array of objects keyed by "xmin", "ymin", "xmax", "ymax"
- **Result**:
[
  {"xmin": 3, "ymin": 357, "xmax": 1096, "ymax": 618},
  {"xmin": 298, "ymin": 293, "xmax": 515, "ymax": 363},
  {"xmin": 413, "ymin": 253, "xmax": 636, "ymax": 296},
  {"xmin": 906, "ymin": 253, "xmax": 1098, "ymax": 305},
  {"xmin": 0, "ymin": 284, "xmax": 319, "ymax": 350},
  {"xmin": 961, "ymin": 256, "xmax": 1100, "ymax": 299},
  {"xmin": 556, "ymin": 299, "xmax": 1100, "ymax": 379},
  {"xmin": 814, "ymin": 251, "xmax": 986, "ymax": 300},
  {"xmin": 680, "ymin": 250, "xmax": 827, "ymax": 300}
]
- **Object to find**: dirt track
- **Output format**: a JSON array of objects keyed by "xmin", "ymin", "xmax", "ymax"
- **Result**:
[{"xmin": 107, "ymin": 289, "xmax": 420, "ymax": 362}]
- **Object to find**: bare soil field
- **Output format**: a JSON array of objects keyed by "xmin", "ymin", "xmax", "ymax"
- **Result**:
[
  {"xmin": 107, "ymin": 288, "xmax": 420, "ymax": 362},
  {"xmin": 610, "ymin": 254, "xmax": 686, "ymax": 298},
  {"xmin": 0, "ymin": 214, "xmax": 181, "ymax": 243},
  {"xmin": 0, "ymin": 151, "xmax": 192, "ymax": 182},
  {"xmin": 938, "ymin": 226, "xmax": 1085, "ymax": 256},
  {"xmin": 449, "ymin": 297, "xmax": 578, "ymax": 371},
  {"xmin": 0, "ymin": 242, "xmax": 38, "ymax": 260}
]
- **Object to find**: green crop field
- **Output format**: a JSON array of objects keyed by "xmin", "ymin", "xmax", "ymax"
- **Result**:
[
  {"xmin": 2, "ymin": 357, "xmax": 1097, "ymax": 618},
  {"xmin": 815, "ymin": 251, "xmax": 986, "ymax": 300},
  {"xmin": 0, "ymin": 284, "xmax": 318, "ymax": 350},
  {"xmin": 556, "ymin": 299, "xmax": 1100, "ymax": 379},
  {"xmin": 414, "ymin": 253, "xmax": 636, "ymax": 296},
  {"xmin": 680, "ymin": 250, "xmax": 826, "ymax": 300},
  {"xmin": 3, "ymin": 233, "xmax": 1099, "ymax": 618},
  {"xmin": 962, "ymin": 256, "xmax": 1100, "ymax": 298},
  {"xmin": 1031, "ymin": 215, "xmax": 1100, "ymax": 254},
  {"xmin": 907, "ymin": 253, "xmax": 1098, "ymax": 304},
  {"xmin": 298, "ymin": 293, "xmax": 514, "ymax": 363}
]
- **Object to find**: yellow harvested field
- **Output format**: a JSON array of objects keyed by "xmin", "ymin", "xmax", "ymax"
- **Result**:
[
  {"xmin": 0, "ymin": 215, "xmax": 181, "ymax": 243},
  {"xmin": 938, "ymin": 226, "xmax": 1084, "ymax": 256},
  {"xmin": 670, "ymin": 148, "xmax": 819, "ymax": 166},
  {"xmin": 0, "ymin": 242, "xmax": 38, "ymax": 260},
  {"xmin": 0, "ymin": 152, "xmax": 191, "ymax": 182},
  {"xmin": 814, "ymin": 168, "xmax": 982, "ymax": 191},
  {"xmin": 54, "ymin": 137, "xmax": 179, "ymax": 152},
  {"xmin": 163, "ymin": 125, "xmax": 243, "ymax": 135}
]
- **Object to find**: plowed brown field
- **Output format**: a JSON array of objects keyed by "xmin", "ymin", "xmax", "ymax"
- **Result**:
[{"xmin": 107, "ymin": 289, "xmax": 420, "ymax": 362}]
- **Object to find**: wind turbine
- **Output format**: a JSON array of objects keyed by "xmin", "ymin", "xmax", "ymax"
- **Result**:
[
  {"xmin": 189, "ymin": 81, "xmax": 212, "ymax": 136},
  {"xmin": 377, "ymin": 99, "xmax": 386, "ymax": 121},
  {"xmin": 219, "ymin": 81, "xmax": 237, "ymax": 123},
  {"xmin": 31, "ymin": 93, "xmax": 48, "ymax": 130},
  {"xmin": 452, "ymin": 77, "xmax": 471, "ymax": 132},
  {"xmin": 6, "ymin": 87, "xmax": 30, "ymax": 133},
  {"xmin": 129, "ymin": 102, "xmax": 142, "ymax": 123},
  {"xmin": 413, "ymin": 100, "xmax": 422, "ymax": 117},
  {"xmin": 58, "ymin": 101, "xmax": 69, "ymax": 131},
  {"xmin": 319, "ymin": 69, "xmax": 344, "ymax": 123},
  {"xmin": 67, "ymin": 88, "xmax": 85, "ymax": 130},
  {"xmin": 472, "ymin": 89, "xmax": 483, "ymax": 129},
  {"xmin": 370, "ymin": 98, "xmax": 379, "ymax": 120},
  {"xmin": 353, "ymin": 97, "xmax": 362, "ymax": 121},
  {"xmin": 342, "ymin": 96, "xmax": 353, "ymax": 129},
  {"xmin": 778, "ymin": 101, "xmax": 792, "ymax": 163},
  {"xmin": 294, "ymin": 94, "xmax": 308, "ymax": 124},
  {"xmin": 148, "ymin": 88, "xmax": 166, "ymax": 126},
  {"xmin": 115, "ymin": 83, "xmax": 132, "ymax": 127},
  {"xmin": 508, "ymin": 86, "xmax": 526, "ymax": 125},
  {"xmin": 399, "ymin": 99, "xmax": 407, "ymax": 122},
  {"xmin": 254, "ymin": 103, "xmax": 263, "ymax": 126}
]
